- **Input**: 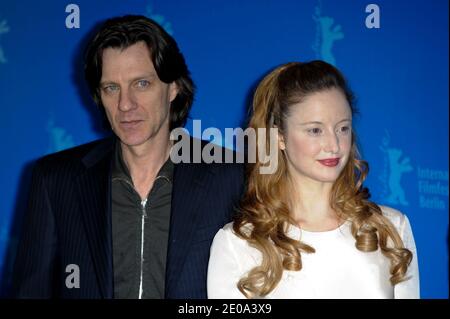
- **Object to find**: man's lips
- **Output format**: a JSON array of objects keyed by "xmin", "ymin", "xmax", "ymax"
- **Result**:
[
  {"xmin": 317, "ymin": 158, "xmax": 340, "ymax": 167},
  {"xmin": 120, "ymin": 120, "xmax": 143, "ymax": 129},
  {"xmin": 121, "ymin": 120, "xmax": 142, "ymax": 123}
]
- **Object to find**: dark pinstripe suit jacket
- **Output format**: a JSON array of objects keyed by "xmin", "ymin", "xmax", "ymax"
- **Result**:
[{"xmin": 13, "ymin": 136, "xmax": 244, "ymax": 298}]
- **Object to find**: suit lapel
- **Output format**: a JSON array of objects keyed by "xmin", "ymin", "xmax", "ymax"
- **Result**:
[
  {"xmin": 76, "ymin": 138, "xmax": 114, "ymax": 298},
  {"xmin": 165, "ymin": 161, "xmax": 213, "ymax": 296}
]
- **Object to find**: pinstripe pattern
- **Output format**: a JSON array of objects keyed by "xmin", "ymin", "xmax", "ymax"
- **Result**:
[{"xmin": 13, "ymin": 137, "xmax": 244, "ymax": 299}]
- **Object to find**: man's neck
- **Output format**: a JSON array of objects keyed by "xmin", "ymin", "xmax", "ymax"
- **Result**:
[{"xmin": 120, "ymin": 135, "xmax": 172, "ymax": 199}]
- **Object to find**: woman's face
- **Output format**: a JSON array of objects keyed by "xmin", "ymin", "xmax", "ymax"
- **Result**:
[{"xmin": 279, "ymin": 88, "xmax": 353, "ymax": 185}]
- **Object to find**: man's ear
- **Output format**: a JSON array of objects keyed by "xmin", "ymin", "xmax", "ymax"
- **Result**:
[{"xmin": 169, "ymin": 82, "xmax": 179, "ymax": 103}]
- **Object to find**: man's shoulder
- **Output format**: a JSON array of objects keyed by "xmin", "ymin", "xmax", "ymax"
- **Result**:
[
  {"xmin": 172, "ymin": 139, "xmax": 245, "ymax": 195},
  {"xmin": 35, "ymin": 137, "xmax": 114, "ymax": 172},
  {"xmin": 176, "ymin": 139, "xmax": 244, "ymax": 177}
]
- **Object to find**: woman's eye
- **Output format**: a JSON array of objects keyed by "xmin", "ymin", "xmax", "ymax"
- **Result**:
[
  {"xmin": 339, "ymin": 126, "xmax": 351, "ymax": 134},
  {"xmin": 308, "ymin": 128, "xmax": 322, "ymax": 135}
]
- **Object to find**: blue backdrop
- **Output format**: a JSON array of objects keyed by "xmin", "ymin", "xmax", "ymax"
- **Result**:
[{"xmin": 0, "ymin": 0, "xmax": 448, "ymax": 298}]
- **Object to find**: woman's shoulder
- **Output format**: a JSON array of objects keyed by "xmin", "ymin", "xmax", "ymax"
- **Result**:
[
  {"xmin": 377, "ymin": 204, "xmax": 410, "ymax": 229},
  {"xmin": 213, "ymin": 222, "xmax": 254, "ymax": 248},
  {"xmin": 218, "ymin": 222, "xmax": 252, "ymax": 238}
]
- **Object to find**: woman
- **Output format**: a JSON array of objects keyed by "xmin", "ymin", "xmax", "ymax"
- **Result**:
[{"xmin": 207, "ymin": 61, "xmax": 419, "ymax": 299}]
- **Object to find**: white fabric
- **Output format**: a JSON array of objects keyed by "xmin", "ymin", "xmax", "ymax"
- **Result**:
[{"xmin": 207, "ymin": 205, "xmax": 420, "ymax": 299}]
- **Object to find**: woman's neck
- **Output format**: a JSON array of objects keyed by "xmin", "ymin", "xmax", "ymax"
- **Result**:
[{"xmin": 289, "ymin": 177, "xmax": 343, "ymax": 231}]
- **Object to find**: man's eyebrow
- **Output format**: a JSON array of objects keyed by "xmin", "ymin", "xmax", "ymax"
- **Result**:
[
  {"xmin": 100, "ymin": 73, "xmax": 157, "ymax": 87},
  {"xmin": 99, "ymin": 80, "xmax": 115, "ymax": 87}
]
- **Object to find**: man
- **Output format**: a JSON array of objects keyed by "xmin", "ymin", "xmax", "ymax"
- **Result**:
[{"xmin": 13, "ymin": 15, "xmax": 244, "ymax": 298}]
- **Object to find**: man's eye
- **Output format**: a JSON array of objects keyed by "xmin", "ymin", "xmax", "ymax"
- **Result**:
[
  {"xmin": 103, "ymin": 85, "xmax": 119, "ymax": 93},
  {"xmin": 136, "ymin": 80, "xmax": 150, "ymax": 88}
]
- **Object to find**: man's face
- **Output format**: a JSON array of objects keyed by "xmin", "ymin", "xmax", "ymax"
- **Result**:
[{"xmin": 99, "ymin": 41, "xmax": 178, "ymax": 148}]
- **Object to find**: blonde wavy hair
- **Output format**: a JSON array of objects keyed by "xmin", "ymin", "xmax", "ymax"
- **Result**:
[{"xmin": 233, "ymin": 61, "xmax": 412, "ymax": 298}]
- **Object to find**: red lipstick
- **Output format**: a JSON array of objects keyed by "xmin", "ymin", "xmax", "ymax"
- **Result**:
[{"xmin": 318, "ymin": 158, "xmax": 340, "ymax": 167}]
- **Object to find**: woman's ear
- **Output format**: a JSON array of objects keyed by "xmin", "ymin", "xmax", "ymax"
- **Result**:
[{"xmin": 275, "ymin": 125, "xmax": 286, "ymax": 151}]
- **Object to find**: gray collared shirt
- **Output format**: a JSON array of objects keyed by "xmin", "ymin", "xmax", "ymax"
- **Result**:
[{"xmin": 111, "ymin": 141, "xmax": 173, "ymax": 299}]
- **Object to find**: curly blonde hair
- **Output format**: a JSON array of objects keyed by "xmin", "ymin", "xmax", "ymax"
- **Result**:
[{"xmin": 233, "ymin": 61, "xmax": 412, "ymax": 298}]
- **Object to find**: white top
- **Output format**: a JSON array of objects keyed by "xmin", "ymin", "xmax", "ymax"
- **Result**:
[{"xmin": 207, "ymin": 205, "xmax": 420, "ymax": 299}]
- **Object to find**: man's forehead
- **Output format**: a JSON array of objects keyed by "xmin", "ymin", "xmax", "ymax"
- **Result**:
[
  {"xmin": 100, "ymin": 42, "xmax": 158, "ymax": 82},
  {"xmin": 101, "ymin": 41, "xmax": 153, "ymax": 61}
]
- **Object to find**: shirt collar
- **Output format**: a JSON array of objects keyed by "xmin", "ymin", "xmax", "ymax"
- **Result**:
[{"xmin": 112, "ymin": 139, "xmax": 174, "ymax": 184}]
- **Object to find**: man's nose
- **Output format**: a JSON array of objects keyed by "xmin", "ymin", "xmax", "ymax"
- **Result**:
[{"xmin": 118, "ymin": 88, "xmax": 137, "ymax": 112}]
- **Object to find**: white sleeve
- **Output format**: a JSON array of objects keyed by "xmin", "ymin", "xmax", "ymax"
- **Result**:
[
  {"xmin": 394, "ymin": 214, "xmax": 420, "ymax": 299},
  {"xmin": 207, "ymin": 227, "xmax": 247, "ymax": 299}
]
